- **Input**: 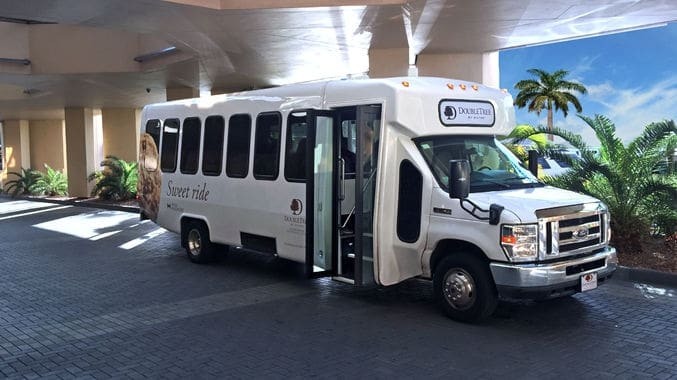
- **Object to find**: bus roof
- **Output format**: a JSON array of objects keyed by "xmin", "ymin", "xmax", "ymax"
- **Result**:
[{"xmin": 143, "ymin": 76, "xmax": 515, "ymax": 137}]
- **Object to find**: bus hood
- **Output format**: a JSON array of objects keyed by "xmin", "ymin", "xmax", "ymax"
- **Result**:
[{"xmin": 468, "ymin": 186, "xmax": 601, "ymax": 223}]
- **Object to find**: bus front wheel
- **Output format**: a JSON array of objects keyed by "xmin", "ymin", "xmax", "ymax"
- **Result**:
[
  {"xmin": 433, "ymin": 253, "xmax": 498, "ymax": 322},
  {"xmin": 184, "ymin": 221, "xmax": 215, "ymax": 264}
]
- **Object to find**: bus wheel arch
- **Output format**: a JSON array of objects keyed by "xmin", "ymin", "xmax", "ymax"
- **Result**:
[
  {"xmin": 181, "ymin": 217, "xmax": 215, "ymax": 264},
  {"xmin": 429, "ymin": 240, "xmax": 498, "ymax": 322},
  {"xmin": 429, "ymin": 239, "xmax": 488, "ymax": 275}
]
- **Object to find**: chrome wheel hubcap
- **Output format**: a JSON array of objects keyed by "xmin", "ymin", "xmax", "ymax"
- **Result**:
[
  {"xmin": 188, "ymin": 229, "xmax": 202, "ymax": 256},
  {"xmin": 443, "ymin": 268, "xmax": 476, "ymax": 310}
]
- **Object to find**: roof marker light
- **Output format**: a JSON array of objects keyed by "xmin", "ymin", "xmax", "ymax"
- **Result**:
[
  {"xmin": 472, "ymin": 85, "xmax": 479, "ymax": 91},
  {"xmin": 460, "ymin": 84, "xmax": 467, "ymax": 90},
  {"xmin": 402, "ymin": 81, "xmax": 410, "ymax": 87},
  {"xmin": 447, "ymin": 83, "xmax": 454, "ymax": 90}
]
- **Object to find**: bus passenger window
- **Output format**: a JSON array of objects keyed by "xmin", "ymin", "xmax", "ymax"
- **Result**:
[
  {"xmin": 339, "ymin": 108, "xmax": 357, "ymax": 177},
  {"xmin": 253, "ymin": 112, "xmax": 281, "ymax": 181},
  {"xmin": 160, "ymin": 118, "xmax": 180, "ymax": 173},
  {"xmin": 284, "ymin": 112, "xmax": 307, "ymax": 182},
  {"xmin": 226, "ymin": 114, "xmax": 252, "ymax": 178},
  {"xmin": 202, "ymin": 116, "xmax": 225, "ymax": 176},
  {"xmin": 180, "ymin": 117, "xmax": 201, "ymax": 175},
  {"xmin": 145, "ymin": 119, "xmax": 161, "ymax": 148},
  {"xmin": 143, "ymin": 119, "xmax": 161, "ymax": 171}
]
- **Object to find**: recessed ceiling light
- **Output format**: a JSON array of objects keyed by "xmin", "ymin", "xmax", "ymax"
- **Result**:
[
  {"xmin": 134, "ymin": 46, "xmax": 178, "ymax": 63},
  {"xmin": 0, "ymin": 16, "xmax": 56, "ymax": 25},
  {"xmin": 0, "ymin": 57, "xmax": 30, "ymax": 66}
]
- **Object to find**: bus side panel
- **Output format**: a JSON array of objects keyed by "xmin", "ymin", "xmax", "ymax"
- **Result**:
[
  {"xmin": 150, "ymin": 114, "xmax": 307, "ymax": 263},
  {"xmin": 376, "ymin": 125, "xmax": 432, "ymax": 286}
]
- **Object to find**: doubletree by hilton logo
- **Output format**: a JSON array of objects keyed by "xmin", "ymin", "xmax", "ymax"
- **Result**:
[
  {"xmin": 290, "ymin": 199, "xmax": 303, "ymax": 215},
  {"xmin": 444, "ymin": 106, "xmax": 457, "ymax": 120}
]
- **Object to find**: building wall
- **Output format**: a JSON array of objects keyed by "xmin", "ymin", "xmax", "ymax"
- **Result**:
[
  {"xmin": 102, "ymin": 108, "xmax": 140, "ymax": 163},
  {"xmin": 29, "ymin": 120, "xmax": 67, "ymax": 174},
  {"xmin": 1, "ymin": 120, "xmax": 30, "ymax": 184}
]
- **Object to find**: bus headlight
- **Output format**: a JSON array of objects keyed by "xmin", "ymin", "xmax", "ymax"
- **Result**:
[{"xmin": 501, "ymin": 224, "xmax": 538, "ymax": 262}]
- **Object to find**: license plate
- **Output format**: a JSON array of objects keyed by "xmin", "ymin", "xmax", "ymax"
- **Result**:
[{"xmin": 581, "ymin": 272, "xmax": 598, "ymax": 292}]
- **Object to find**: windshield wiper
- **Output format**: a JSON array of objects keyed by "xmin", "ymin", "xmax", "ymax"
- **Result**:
[
  {"xmin": 503, "ymin": 176, "xmax": 529, "ymax": 181},
  {"xmin": 502, "ymin": 176, "xmax": 545, "ymax": 188},
  {"xmin": 475, "ymin": 179, "xmax": 511, "ymax": 188}
]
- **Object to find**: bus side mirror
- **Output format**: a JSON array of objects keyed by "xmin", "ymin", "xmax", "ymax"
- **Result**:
[
  {"xmin": 449, "ymin": 159, "xmax": 470, "ymax": 199},
  {"xmin": 528, "ymin": 150, "xmax": 539, "ymax": 177}
]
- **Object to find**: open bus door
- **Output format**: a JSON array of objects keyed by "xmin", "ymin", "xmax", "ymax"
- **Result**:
[
  {"xmin": 305, "ymin": 110, "xmax": 339, "ymax": 278},
  {"xmin": 304, "ymin": 105, "xmax": 382, "ymax": 286}
]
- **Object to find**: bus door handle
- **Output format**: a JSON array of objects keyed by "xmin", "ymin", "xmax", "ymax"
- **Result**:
[{"xmin": 338, "ymin": 157, "xmax": 345, "ymax": 201}]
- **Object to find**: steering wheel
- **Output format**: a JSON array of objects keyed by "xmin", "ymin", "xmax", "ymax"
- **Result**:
[{"xmin": 477, "ymin": 166, "xmax": 492, "ymax": 171}]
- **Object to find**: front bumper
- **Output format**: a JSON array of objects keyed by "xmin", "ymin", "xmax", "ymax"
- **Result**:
[{"xmin": 489, "ymin": 247, "xmax": 618, "ymax": 299}]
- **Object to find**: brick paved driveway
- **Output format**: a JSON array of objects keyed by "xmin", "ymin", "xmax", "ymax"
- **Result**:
[{"xmin": 0, "ymin": 199, "xmax": 675, "ymax": 379}]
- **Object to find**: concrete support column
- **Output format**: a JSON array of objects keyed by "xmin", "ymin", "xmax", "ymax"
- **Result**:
[
  {"xmin": 29, "ymin": 120, "xmax": 67, "ymax": 174},
  {"xmin": 1, "ymin": 120, "xmax": 31, "ymax": 183},
  {"xmin": 101, "ymin": 108, "xmax": 141, "ymax": 163},
  {"xmin": 417, "ymin": 51, "xmax": 499, "ymax": 88},
  {"xmin": 166, "ymin": 86, "xmax": 199, "ymax": 101},
  {"xmin": 368, "ymin": 48, "xmax": 410, "ymax": 78},
  {"xmin": 65, "ymin": 108, "xmax": 96, "ymax": 197}
]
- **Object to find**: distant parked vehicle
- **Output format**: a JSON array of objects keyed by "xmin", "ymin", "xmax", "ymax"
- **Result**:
[{"xmin": 539, "ymin": 149, "xmax": 583, "ymax": 177}]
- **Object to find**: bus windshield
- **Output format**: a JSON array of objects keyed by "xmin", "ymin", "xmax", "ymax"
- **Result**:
[{"xmin": 414, "ymin": 135, "xmax": 543, "ymax": 193}]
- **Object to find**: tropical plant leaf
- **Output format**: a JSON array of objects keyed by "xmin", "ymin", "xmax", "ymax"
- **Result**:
[
  {"xmin": 532, "ymin": 115, "xmax": 677, "ymax": 251},
  {"xmin": 88, "ymin": 156, "xmax": 138, "ymax": 201},
  {"xmin": 3, "ymin": 168, "xmax": 42, "ymax": 197},
  {"xmin": 31, "ymin": 164, "xmax": 68, "ymax": 196}
]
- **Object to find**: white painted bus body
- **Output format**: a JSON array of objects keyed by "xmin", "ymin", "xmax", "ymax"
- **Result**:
[{"xmin": 139, "ymin": 77, "xmax": 617, "ymax": 320}]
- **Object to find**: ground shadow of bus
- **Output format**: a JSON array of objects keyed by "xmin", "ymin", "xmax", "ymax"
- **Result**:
[{"xmin": 206, "ymin": 248, "xmax": 591, "ymax": 327}]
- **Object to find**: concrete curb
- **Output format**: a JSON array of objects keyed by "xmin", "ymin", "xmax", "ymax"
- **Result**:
[
  {"xmin": 0, "ymin": 194, "xmax": 140, "ymax": 214},
  {"xmin": 72, "ymin": 200, "xmax": 140, "ymax": 213},
  {"xmin": 614, "ymin": 266, "xmax": 677, "ymax": 288}
]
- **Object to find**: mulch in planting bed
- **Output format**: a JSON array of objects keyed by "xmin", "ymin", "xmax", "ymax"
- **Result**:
[{"xmin": 617, "ymin": 234, "xmax": 677, "ymax": 274}]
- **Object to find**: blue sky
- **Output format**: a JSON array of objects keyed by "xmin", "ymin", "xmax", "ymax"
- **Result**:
[{"xmin": 500, "ymin": 22, "xmax": 677, "ymax": 145}]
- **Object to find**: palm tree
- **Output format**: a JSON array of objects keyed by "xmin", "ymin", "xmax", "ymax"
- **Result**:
[
  {"xmin": 514, "ymin": 69, "xmax": 588, "ymax": 141},
  {"xmin": 510, "ymin": 116, "xmax": 676, "ymax": 254}
]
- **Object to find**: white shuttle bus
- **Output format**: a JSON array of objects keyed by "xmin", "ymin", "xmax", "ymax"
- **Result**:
[{"xmin": 137, "ymin": 77, "xmax": 617, "ymax": 322}]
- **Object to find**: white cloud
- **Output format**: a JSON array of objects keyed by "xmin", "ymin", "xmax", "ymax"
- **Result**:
[
  {"xmin": 584, "ymin": 75, "xmax": 677, "ymax": 142},
  {"xmin": 569, "ymin": 55, "xmax": 601, "ymax": 82}
]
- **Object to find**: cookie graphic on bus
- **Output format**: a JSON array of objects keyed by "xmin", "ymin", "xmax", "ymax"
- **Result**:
[{"xmin": 138, "ymin": 133, "xmax": 161, "ymax": 221}]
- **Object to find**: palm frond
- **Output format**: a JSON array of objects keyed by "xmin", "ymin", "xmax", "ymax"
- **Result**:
[
  {"xmin": 88, "ymin": 156, "xmax": 138, "ymax": 200},
  {"xmin": 627, "ymin": 120, "xmax": 676, "ymax": 160},
  {"xmin": 578, "ymin": 115, "xmax": 624, "ymax": 164}
]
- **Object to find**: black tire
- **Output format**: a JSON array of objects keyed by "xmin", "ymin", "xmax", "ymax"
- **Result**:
[
  {"xmin": 184, "ymin": 221, "xmax": 215, "ymax": 264},
  {"xmin": 433, "ymin": 253, "xmax": 498, "ymax": 322}
]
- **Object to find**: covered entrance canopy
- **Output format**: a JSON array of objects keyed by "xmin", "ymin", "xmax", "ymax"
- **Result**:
[{"xmin": 0, "ymin": 0, "xmax": 675, "ymax": 195}]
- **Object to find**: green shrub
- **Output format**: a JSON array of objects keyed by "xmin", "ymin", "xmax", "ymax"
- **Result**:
[
  {"xmin": 512, "ymin": 116, "xmax": 676, "ymax": 253},
  {"xmin": 4, "ymin": 168, "xmax": 42, "ymax": 197},
  {"xmin": 31, "ymin": 164, "xmax": 68, "ymax": 196},
  {"xmin": 88, "ymin": 156, "xmax": 138, "ymax": 201}
]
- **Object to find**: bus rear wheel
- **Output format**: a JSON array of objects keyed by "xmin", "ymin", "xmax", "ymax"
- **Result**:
[
  {"xmin": 185, "ymin": 221, "xmax": 215, "ymax": 264},
  {"xmin": 433, "ymin": 253, "xmax": 498, "ymax": 323}
]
